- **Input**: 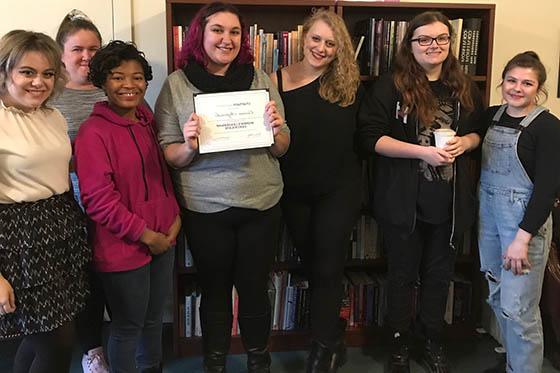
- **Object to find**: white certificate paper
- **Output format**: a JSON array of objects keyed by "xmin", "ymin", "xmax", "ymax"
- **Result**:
[{"xmin": 194, "ymin": 89, "xmax": 273, "ymax": 154}]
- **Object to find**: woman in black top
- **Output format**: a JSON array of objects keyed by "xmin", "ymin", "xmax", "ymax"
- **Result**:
[
  {"xmin": 358, "ymin": 11, "xmax": 484, "ymax": 373},
  {"xmin": 270, "ymin": 9, "xmax": 362, "ymax": 373}
]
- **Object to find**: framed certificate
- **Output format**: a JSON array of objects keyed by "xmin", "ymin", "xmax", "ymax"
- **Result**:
[{"xmin": 193, "ymin": 89, "xmax": 273, "ymax": 154}]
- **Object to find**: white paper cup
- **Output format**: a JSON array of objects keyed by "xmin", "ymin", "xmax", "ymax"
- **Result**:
[{"xmin": 434, "ymin": 129, "xmax": 456, "ymax": 148}]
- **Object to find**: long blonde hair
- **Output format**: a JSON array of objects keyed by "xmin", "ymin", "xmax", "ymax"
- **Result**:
[{"xmin": 302, "ymin": 9, "xmax": 360, "ymax": 107}]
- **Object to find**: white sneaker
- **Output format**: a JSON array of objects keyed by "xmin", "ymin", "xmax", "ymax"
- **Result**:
[{"xmin": 81, "ymin": 347, "xmax": 109, "ymax": 373}]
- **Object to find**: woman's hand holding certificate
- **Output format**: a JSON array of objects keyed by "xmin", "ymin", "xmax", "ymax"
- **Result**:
[
  {"xmin": 264, "ymin": 100, "xmax": 284, "ymax": 136},
  {"xmin": 182, "ymin": 112, "xmax": 201, "ymax": 152}
]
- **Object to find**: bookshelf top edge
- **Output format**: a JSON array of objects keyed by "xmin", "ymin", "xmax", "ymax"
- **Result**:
[
  {"xmin": 167, "ymin": 0, "xmax": 335, "ymax": 6},
  {"xmin": 336, "ymin": 2, "xmax": 495, "ymax": 10}
]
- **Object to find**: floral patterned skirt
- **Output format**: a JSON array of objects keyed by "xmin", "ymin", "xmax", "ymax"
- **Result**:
[{"xmin": 0, "ymin": 192, "xmax": 90, "ymax": 339}]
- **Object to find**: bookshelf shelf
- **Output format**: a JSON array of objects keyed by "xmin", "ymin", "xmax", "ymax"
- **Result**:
[
  {"xmin": 167, "ymin": 0, "xmax": 494, "ymax": 358},
  {"xmin": 178, "ymin": 255, "xmax": 473, "ymax": 276}
]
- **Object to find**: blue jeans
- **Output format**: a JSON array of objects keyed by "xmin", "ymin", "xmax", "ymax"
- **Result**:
[
  {"xmin": 98, "ymin": 248, "xmax": 174, "ymax": 372},
  {"xmin": 479, "ymin": 185, "xmax": 551, "ymax": 372},
  {"xmin": 70, "ymin": 171, "xmax": 84, "ymax": 210}
]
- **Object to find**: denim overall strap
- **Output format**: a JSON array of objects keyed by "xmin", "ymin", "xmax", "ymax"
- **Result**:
[{"xmin": 481, "ymin": 105, "xmax": 548, "ymax": 192}]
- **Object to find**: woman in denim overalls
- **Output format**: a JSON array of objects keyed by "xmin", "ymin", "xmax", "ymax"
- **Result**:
[{"xmin": 479, "ymin": 51, "xmax": 560, "ymax": 372}]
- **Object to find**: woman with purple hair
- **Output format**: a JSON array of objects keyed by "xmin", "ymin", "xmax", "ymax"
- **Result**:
[{"xmin": 154, "ymin": 2, "xmax": 289, "ymax": 372}]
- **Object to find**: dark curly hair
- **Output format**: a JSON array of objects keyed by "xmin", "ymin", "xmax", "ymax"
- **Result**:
[{"xmin": 88, "ymin": 40, "xmax": 152, "ymax": 88}]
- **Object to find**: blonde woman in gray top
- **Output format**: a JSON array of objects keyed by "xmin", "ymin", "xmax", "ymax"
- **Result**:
[{"xmin": 154, "ymin": 3, "xmax": 289, "ymax": 372}]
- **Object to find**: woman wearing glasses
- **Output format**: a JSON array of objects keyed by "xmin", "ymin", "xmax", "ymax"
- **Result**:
[{"xmin": 358, "ymin": 11, "xmax": 484, "ymax": 372}]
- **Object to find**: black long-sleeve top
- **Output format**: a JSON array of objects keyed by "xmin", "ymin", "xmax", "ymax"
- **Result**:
[
  {"xmin": 357, "ymin": 73, "xmax": 484, "ymax": 236},
  {"xmin": 278, "ymin": 76, "xmax": 364, "ymax": 196},
  {"xmin": 485, "ymin": 105, "xmax": 560, "ymax": 235}
]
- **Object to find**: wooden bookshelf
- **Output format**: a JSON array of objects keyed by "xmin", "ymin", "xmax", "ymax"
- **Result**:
[
  {"xmin": 337, "ymin": 1, "xmax": 495, "ymax": 105},
  {"xmin": 166, "ymin": 0, "xmax": 495, "ymax": 358}
]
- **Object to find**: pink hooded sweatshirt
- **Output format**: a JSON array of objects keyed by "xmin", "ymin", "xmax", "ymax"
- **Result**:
[{"xmin": 75, "ymin": 101, "xmax": 179, "ymax": 272}]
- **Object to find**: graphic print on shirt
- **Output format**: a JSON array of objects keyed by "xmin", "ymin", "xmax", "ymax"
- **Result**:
[{"xmin": 418, "ymin": 97, "xmax": 454, "ymax": 182}]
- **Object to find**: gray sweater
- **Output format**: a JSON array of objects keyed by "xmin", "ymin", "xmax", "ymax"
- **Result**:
[
  {"xmin": 154, "ymin": 68, "xmax": 288, "ymax": 213},
  {"xmin": 50, "ymin": 87, "xmax": 106, "ymax": 142}
]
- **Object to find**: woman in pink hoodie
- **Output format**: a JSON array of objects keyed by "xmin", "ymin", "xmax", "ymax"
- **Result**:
[{"xmin": 74, "ymin": 40, "xmax": 180, "ymax": 372}]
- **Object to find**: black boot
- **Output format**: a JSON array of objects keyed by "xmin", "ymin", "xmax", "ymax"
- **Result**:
[
  {"xmin": 306, "ymin": 317, "xmax": 348, "ymax": 373},
  {"xmin": 204, "ymin": 350, "xmax": 227, "ymax": 373},
  {"xmin": 139, "ymin": 365, "xmax": 162, "ymax": 373},
  {"xmin": 482, "ymin": 355, "xmax": 506, "ymax": 373},
  {"xmin": 306, "ymin": 340, "xmax": 347, "ymax": 373},
  {"xmin": 238, "ymin": 313, "xmax": 272, "ymax": 373},
  {"xmin": 387, "ymin": 333, "xmax": 410, "ymax": 373},
  {"xmin": 247, "ymin": 346, "xmax": 272, "ymax": 373},
  {"xmin": 331, "ymin": 318, "xmax": 348, "ymax": 370},
  {"xmin": 307, "ymin": 340, "xmax": 331, "ymax": 373},
  {"xmin": 202, "ymin": 311, "xmax": 231, "ymax": 373},
  {"xmin": 420, "ymin": 339, "xmax": 450, "ymax": 373}
]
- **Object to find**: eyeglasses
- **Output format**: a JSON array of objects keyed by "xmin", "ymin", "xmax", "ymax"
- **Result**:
[{"xmin": 410, "ymin": 34, "xmax": 451, "ymax": 46}]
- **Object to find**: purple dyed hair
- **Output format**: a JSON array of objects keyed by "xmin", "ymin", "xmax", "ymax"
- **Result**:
[{"xmin": 180, "ymin": 2, "xmax": 253, "ymax": 68}]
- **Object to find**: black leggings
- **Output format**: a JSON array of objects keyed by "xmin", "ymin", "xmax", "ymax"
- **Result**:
[
  {"xmin": 281, "ymin": 181, "xmax": 361, "ymax": 349},
  {"xmin": 184, "ymin": 204, "xmax": 281, "ymax": 354},
  {"xmin": 13, "ymin": 322, "xmax": 74, "ymax": 373},
  {"xmin": 75, "ymin": 265, "xmax": 106, "ymax": 354},
  {"xmin": 383, "ymin": 220, "xmax": 455, "ymax": 340}
]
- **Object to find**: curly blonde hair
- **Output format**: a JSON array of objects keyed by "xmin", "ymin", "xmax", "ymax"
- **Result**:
[{"xmin": 301, "ymin": 9, "xmax": 360, "ymax": 107}]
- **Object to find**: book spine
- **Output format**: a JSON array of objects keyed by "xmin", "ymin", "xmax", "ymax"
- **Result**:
[
  {"xmin": 185, "ymin": 247, "xmax": 193, "ymax": 268},
  {"xmin": 444, "ymin": 281, "xmax": 454, "ymax": 325},
  {"xmin": 232, "ymin": 287, "xmax": 239, "ymax": 336},
  {"xmin": 460, "ymin": 18, "xmax": 481, "ymax": 75},
  {"xmin": 185, "ymin": 293, "xmax": 192, "ymax": 338},
  {"xmin": 194, "ymin": 293, "xmax": 202, "ymax": 337},
  {"xmin": 172, "ymin": 25, "xmax": 182, "ymax": 70},
  {"xmin": 267, "ymin": 279, "xmax": 276, "ymax": 330},
  {"xmin": 468, "ymin": 20, "xmax": 482, "ymax": 75},
  {"xmin": 373, "ymin": 20, "xmax": 384, "ymax": 77},
  {"xmin": 272, "ymin": 272, "xmax": 282, "ymax": 330}
]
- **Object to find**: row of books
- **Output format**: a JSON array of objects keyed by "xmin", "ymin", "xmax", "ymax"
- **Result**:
[
  {"xmin": 354, "ymin": 18, "xmax": 408, "ymax": 77},
  {"xmin": 249, "ymin": 24, "xmax": 304, "ymax": 74},
  {"xmin": 275, "ymin": 216, "xmax": 383, "ymax": 263},
  {"xmin": 172, "ymin": 16, "xmax": 482, "ymax": 76},
  {"xmin": 179, "ymin": 272, "xmax": 473, "ymax": 337},
  {"xmin": 171, "ymin": 24, "xmax": 303, "ymax": 73},
  {"xmin": 342, "ymin": 271, "xmax": 388, "ymax": 327},
  {"xmin": 353, "ymin": 17, "xmax": 482, "ymax": 76},
  {"xmin": 444, "ymin": 275, "xmax": 473, "ymax": 325},
  {"xmin": 179, "ymin": 281, "xmax": 277, "ymax": 337}
]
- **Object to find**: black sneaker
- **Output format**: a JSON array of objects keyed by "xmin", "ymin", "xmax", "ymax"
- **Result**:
[
  {"xmin": 387, "ymin": 336, "xmax": 410, "ymax": 373},
  {"xmin": 421, "ymin": 339, "xmax": 449, "ymax": 373}
]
